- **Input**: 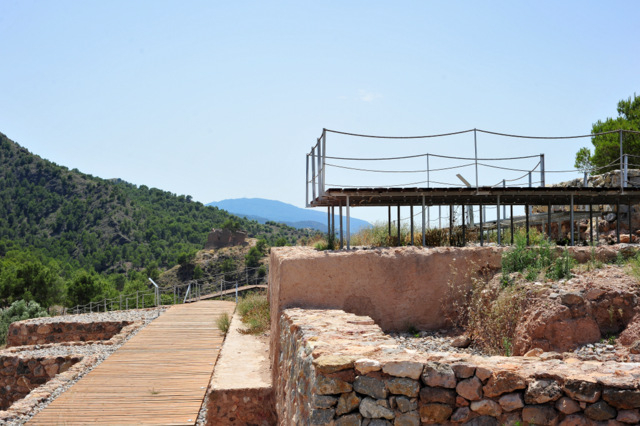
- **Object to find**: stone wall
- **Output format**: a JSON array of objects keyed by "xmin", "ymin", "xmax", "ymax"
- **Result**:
[
  {"xmin": 6, "ymin": 320, "xmax": 132, "ymax": 347},
  {"xmin": 204, "ymin": 228, "xmax": 248, "ymax": 249},
  {"xmin": 0, "ymin": 355, "xmax": 81, "ymax": 410},
  {"xmin": 277, "ymin": 308, "xmax": 640, "ymax": 425}
]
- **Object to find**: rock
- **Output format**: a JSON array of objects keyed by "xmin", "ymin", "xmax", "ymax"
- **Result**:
[
  {"xmin": 419, "ymin": 387, "xmax": 455, "ymax": 405},
  {"xmin": 559, "ymin": 414, "xmax": 593, "ymax": 425},
  {"xmin": 336, "ymin": 413, "xmax": 362, "ymax": 426},
  {"xmin": 450, "ymin": 406, "xmax": 471, "ymax": 422},
  {"xmin": 393, "ymin": 410, "xmax": 420, "ymax": 426},
  {"xmin": 561, "ymin": 292, "xmax": 585, "ymax": 306},
  {"xmin": 470, "ymin": 399, "xmax": 502, "ymax": 417},
  {"xmin": 317, "ymin": 375, "xmax": 353, "ymax": 395},
  {"xmin": 563, "ymin": 379, "xmax": 602, "ymax": 403},
  {"xmin": 463, "ymin": 415, "xmax": 499, "ymax": 425},
  {"xmin": 451, "ymin": 363, "xmax": 475, "ymax": 379},
  {"xmin": 382, "ymin": 361, "xmax": 423, "ymax": 380},
  {"xmin": 310, "ymin": 408, "xmax": 336, "ymax": 424},
  {"xmin": 336, "ymin": 392, "xmax": 361, "ymax": 415},
  {"xmin": 499, "ymin": 412, "xmax": 523, "ymax": 426},
  {"xmin": 539, "ymin": 351, "xmax": 563, "ymax": 361},
  {"xmin": 355, "ymin": 359, "xmax": 381, "ymax": 375},
  {"xmin": 385, "ymin": 377, "xmax": 419, "ymax": 397},
  {"xmin": 395, "ymin": 396, "xmax": 417, "ymax": 413},
  {"xmin": 418, "ymin": 403, "xmax": 452, "ymax": 424},
  {"xmin": 456, "ymin": 396, "xmax": 469, "ymax": 406},
  {"xmin": 522, "ymin": 405, "xmax": 559, "ymax": 425},
  {"xmin": 498, "ymin": 393, "xmax": 524, "ymax": 412},
  {"xmin": 315, "ymin": 355, "xmax": 356, "ymax": 374},
  {"xmin": 556, "ymin": 396, "xmax": 582, "ymax": 414},
  {"xmin": 421, "ymin": 362, "xmax": 456, "ymax": 389},
  {"xmin": 456, "ymin": 376, "xmax": 483, "ymax": 401},
  {"xmin": 483, "ymin": 371, "xmax": 526, "ymax": 398},
  {"xmin": 617, "ymin": 409, "xmax": 640, "ymax": 424},
  {"xmin": 313, "ymin": 394, "xmax": 339, "ymax": 409},
  {"xmin": 584, "ymin": 400, "xmax": 617, "ymax": 421},
  {"xmin": 367, "ymin": 420, "xmax": 392, "ymax": 426},
  {"xmin": 450, "ymin": 335, "xmax": 472, "ymax": 348},
  {"xmin": 475, "ymin": 367, "xmax": 492, "ymax": 382},
  {"xmin": 603, "ymin": 388, "xmax": 640, "ymax": 409},
  {"xmin": 525, "ymin": 379, "xmax": 563, "ymax": 404},
  {"xmin": 524, "ymin": 348, "xmax": 544, "ymax": 357},
  {"xmin": 354, "ymin": 376, "xmax": 388, "ymax": 399},
  {"xmin": 359, "ymin": 397, "xmax": 395, "ymax": 420},
  {"xmin": 629, "ymin": 340, "xmax": 640, "ymax": 355}
]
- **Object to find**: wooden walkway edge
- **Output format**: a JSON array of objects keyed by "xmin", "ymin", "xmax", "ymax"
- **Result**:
[{"xmin": 29, "ymin": 301, "xmax": 236, "ymax": 425}]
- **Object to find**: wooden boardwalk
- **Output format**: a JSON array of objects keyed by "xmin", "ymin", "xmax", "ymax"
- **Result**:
[{"xmin": 29, "ymin": 301, "xmax": 236, "ymax": 425}]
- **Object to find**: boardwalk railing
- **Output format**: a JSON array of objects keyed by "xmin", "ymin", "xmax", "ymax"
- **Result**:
[{"xmin": 69, "ymin": 266, "xmax": 268, "ymax": 314}]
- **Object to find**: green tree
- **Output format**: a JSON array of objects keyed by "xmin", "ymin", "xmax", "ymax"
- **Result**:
[
  {"xmin": 0, "ymin": 300, "xmax": 48, "ymax": 345},
  {"xmin": 245, "ymin": 246, "xmax": 263, "ymax": 268},
  {"xmin": 575, "ymin": 94, "xmax": 640, "ymax": 173},
  {"xmin": 66, "ymin": 271, "xmax": 103, "ymax": 307}
]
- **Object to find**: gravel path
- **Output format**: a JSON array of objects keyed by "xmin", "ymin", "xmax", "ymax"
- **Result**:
[{"xmin": 3, "ymin": 308, "xmax": 166, "ymax": 425}]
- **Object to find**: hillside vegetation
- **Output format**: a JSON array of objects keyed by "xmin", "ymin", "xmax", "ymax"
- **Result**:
[{"xmin": 0, "ymin": 132, "xmax": 314, "ymax": 308}]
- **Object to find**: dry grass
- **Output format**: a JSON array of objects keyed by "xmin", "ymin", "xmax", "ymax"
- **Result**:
[
  {"xmin": 216, "ymin": 312, "xmax": 231, "ymax": 334},
  {"xmin": 237, "ymin": 292, "xmax": 269, "ymax": 334}
]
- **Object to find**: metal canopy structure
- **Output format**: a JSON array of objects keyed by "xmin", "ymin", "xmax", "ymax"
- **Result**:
[{"xmin": 310, "ymin": 186, "xmax": 640, "ymax": 208}]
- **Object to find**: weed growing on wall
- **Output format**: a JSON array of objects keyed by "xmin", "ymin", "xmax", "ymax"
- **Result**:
[{"xmin": 237, "ymin": 292, "xmax": 270, "ymax": 334}]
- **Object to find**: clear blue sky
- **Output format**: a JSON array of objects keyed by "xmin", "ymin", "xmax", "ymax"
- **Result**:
[{"xmin": 1, "ymin": 1, "xmax": 639, "ymax": 224}]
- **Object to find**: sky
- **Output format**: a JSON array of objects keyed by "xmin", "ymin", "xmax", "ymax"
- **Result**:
[{"xmin": 1, "ymin": 1, "xmax": 639, "ymax": 225}]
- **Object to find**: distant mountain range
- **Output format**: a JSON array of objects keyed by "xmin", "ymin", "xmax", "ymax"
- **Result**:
[{"xmin": 207, "ymin": 198, "xmax": 371, "ymax": 233}]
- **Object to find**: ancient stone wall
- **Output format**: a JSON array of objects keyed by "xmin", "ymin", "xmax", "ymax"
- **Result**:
[
  {"xmin": 278, "ymin": 308, "xmax": 640, "ymax": 425},
  {"xmin": 204, "ymin": 228, "xmax": 248, "ymax": 249},
  {"xmin": 0, "ymin": 355, "xmax": 81, "ymax": 410},
  {"xmin": 6, "ymin": 320, "xmax": 132, "ymax": 347}
]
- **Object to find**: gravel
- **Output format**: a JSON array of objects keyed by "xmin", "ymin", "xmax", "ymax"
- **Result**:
[
  {"xmin": 3, "ymin": 307, "xmax": 166, "ymax": 425},
  {"xmin": 391, "ymin": 330, "xmax": 484, "ymax": 356}
]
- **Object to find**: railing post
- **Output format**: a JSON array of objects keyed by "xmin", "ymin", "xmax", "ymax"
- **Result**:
[
  {"xmin": 346, "ymin": 195, "xmax": 351, "ymax": 249},
  {"xmin": 474, "ymin": 129, "xmax": 479, "ymax": 192},
  {"xmin": 497, "ymin": 195, "xmax": 501, "ymax": 245},
  {"xmin": 235, "ymin": 281, "xmax": 238, "ymax": 304},
  {"xmin": 90, "ymin": 302, "xmax": 92, "ymax": 313},
  {"xmin": 540, "ymin": 154, "xmax": 545, "ymax": 187},
  {"xmin": 306, "ymin": 154, "xmax": 310, "ymax": 206},
  {"xmin": 620, "ymin": 130, "xmax": 624, "ymax": 193},
  {"xmin": 422, "ymin": 195, "xmax": 426, "ymax": 247},
  {"xmin": 322, "ymin": 129, "xmax": 327, "ymax": 195},
  {"xmin": 570, "ymin": 194, "xmax": 575, "ymax": 246},
  {"xmin": 316, "ymin": 138, "xmax": 322, "ymax": 198},
  {"xmin": 624, "ymin": 154, "xmax": 628, "ymax": 188},
  {"xmin": 136, "ymin": 291, "xmax": 139, "ymax": 309},
  {"xmin": 311, "ymin": 147, "xmax": 316, "ymax": 201}
]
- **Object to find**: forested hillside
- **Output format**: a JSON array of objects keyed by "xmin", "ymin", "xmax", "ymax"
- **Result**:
[{"xmin": 0, "ymin": 132, "xmax": 313, "ymax": 308}]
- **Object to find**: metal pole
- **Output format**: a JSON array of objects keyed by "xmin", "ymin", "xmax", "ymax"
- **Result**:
[
  {"xmin": 305, "ymin": 154, "xmax": 309, "ymax": 206},
  {"xmin": 620, "ymin": 130, "xmax": 624, "ymax": 193},
  {"xmin": 331, "ymin": 206, "xmax": 335, "ymax": 246},
  {"xmin": 427, "ymin": 205, "xmax": 430, "ymax": 230},
  {"xmin": 540, "ymin": 154, "xmax": 545, "ymax": 187},
  {"xmin": 327, "ymin": 207, "xmax": 331, "ymax": 245},
  {"xmin": 388, "ymin": 206, "xmax": 391, "ymax": 237},
  {"xmin": 137, "ymin": 291, "xmax": 139, "ymax": 309},
  {"xmin": 461, "ymin": 205, "xmax": 466, "ymax": 246},
  {"xmin": 502, "ymin": 180, "xmax": 506, "ymax": 221},
  {"xmin": 322, "ymin": 129, "xmax": 327, "ymax": 195},
  {"xmin": 311, "ymin": 147, "xmax": 316, "ymax": 201},
  {"xmin": 570, "ymin": 194, "xmax": 575, "ymax": 246},
  {"xmin": 346, "ymin": 196, "xmax": 351, "ymax": 249},
  {"xmin": 589, "ymin": 205, "xmax": 593, "ymax": 245},
  {"xmin": 624, "ymin": 154, "xmax": 629, "ymax": 188},
  {"xmin": 439, "ymin": 206, "xmax": 442, "ymax": 229},
  {"xmin": 479, "ymin": 203, "xmax": 484, "ymax": 246},
  {"xmin": 339, "ymin": 203, "xmax": 344, "ymax": 249},
  {"xmin": 120, "ymin": 294, "xmax": 122, "ymax": 310},
  {"xmin": 497, "ymin": 195, "xmax": 501, "ymax": 245},
  {"xmin": 235, "ymin": 281, "xmax": 238, "ymax": 304},
  {"xmin": 617, "ymin": 200, "xmax": 621, "ymax": 244},
  {"xmin": 510, "ymin": 205, "xmax": 514, "ymax": 245},
  {"xmin": 449, "ymin": 205, "xmax": 453, "ymax": 246},
  {"xmin": 397, "ymin": 204, "xmax": 401, "ymax": 246},
  {"xmin": 548, "ymin": 202, "xmax": 552, "ymax": 241},
  {"xmin": 422, "ymin": 195, "xmax": 426, "ymax": 246},
  {"xmin": 317, "ymin": 138, "xmax": 322, "ymax": 197},
  {"xmin": 474, "ymin": 129, "xmax": 479, "ymax": 191},
  {"xmin": 629, "ymin": 201, "xmax": 633, "ymax": 242},
  {"xmin": 173, "ymin": 286, "xmax": 176, "ymax": 305},
  {"xmin": 525, "ymin": 202, "xmax": 530, "ymax": 246},
  {"xmin": 427, "ymin": 154, "xmax": 430, "ymax": 188},
  {"xmin": 410, "ymin": 205, "xmax": 414, "ymax": 245}
]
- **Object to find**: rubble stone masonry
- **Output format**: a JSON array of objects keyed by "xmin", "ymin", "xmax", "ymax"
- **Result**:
[{"xmin": 277, "ymin": 308, "xmax": 640, "ymax": 425}]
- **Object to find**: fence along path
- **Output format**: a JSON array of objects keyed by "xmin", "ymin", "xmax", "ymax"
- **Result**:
[{"xmin": 29, "ymin": 300, "xmax": 235, "ymax": 425}]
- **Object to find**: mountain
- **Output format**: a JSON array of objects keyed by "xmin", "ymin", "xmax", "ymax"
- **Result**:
[
  {"xmin": 0, "ymin": 132, "xmax": 312, "ymax": 275},
  {"xmin": 207, "ymin": 198, "xmax": 371, "ymax": 233}
]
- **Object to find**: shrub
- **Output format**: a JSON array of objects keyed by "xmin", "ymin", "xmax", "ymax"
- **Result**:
[
  {"xmin": 216, "ymin": 312, "xmax": 231, "ymax": 334},
  {"xmin": 0, "ymin": 300, "xmax": 48, "ymax": 345},
  {"xmin": 237, "ymin": 292, "xmax": 269, "ymax": 334}
]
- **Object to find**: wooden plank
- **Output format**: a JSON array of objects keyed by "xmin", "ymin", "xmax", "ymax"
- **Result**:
[{"xmin": 29, "ymin": 301, "xmax": 235, "ymax": 425}]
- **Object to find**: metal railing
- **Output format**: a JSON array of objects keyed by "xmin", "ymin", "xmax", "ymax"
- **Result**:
[{"xmin": 68, "ymin": 266, "xmax": 268, "ymax": 315}]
